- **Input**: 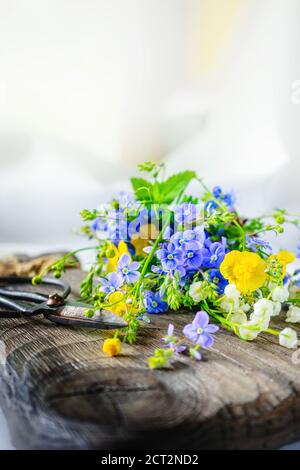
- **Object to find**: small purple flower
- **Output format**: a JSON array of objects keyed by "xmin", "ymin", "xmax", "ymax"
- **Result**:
[
  {"xmin": 92, "ymin": 217, "xmax": 108, "ymax": 232},
  {"xmin": 213, "ymin": 186, "xmax": 235, "ymax": 208},
  {"xmin": 223, "ymin": 192, "xmax": 235, "ymax": 209},
  {"xmin": 184, "ymin": 247, "xmax": 203, "ymax": 270},
  {"xmin": 161, "ymin": 324, "xmax": 186, "ymax": 353},
  {"xmin": 163, "ymin": 226, "xmax": 173, "ymax": 240},
  {"xmin": 171, "ymin": 230, "xmax": 202, "ymax": 251},
  {"xmin": 99, "ymin": 272, "xmax": 123, "ymax": 293},
  {"xmin": 204, "ymin": 200, "xmax": 219, "ymax": 214},
  {"xmin": 161, "ymin": 323, "xmax": 176, "ymax": 347},
  {"xmin": 175, "ymin": 265, "xmax": 187, "ymax": 278},
  {"xmin": 156, "ymin": 242, "xmax": 184, "ymax": 271},
  {"xmin": 118, "ymin": 191, "xmax": 135, "ymax": 210},
  {"xmin": 151, "ymin": 264, "xmax": 168, "ymax": 275},
  {"xmin": 246, "ymin": 235, "xmax": 272, "ymax": 253},
  {"xmin": 212, "ymin": 186, "xmax": 222, "ymax": 198},
  {"xmin": 209, "ymin": 269, "xmax": 228, "ymax": 294},
  {"xmin": 193, "ymin": 226, "xmax": 207, "ymax": 244},
  {"xmin": 201, "ymin": 239, "xmax": 226, "ymax": 268},
  {"xmin": 117, "ymin": 254, "xmax": 140, "ymax": 284},
  {"xmin": 174, "ymin": 203, "xmax": 198, "ymax": 224},
  {"xmin": 183, "ymin": 311, "xmax": 219, "ymax": 348},
  {"xmin": 107, "ymin": 210, "xmax": 129, "ymax": 242},
  {"xmin": 143, "ymin": 290, "xmax": 168, "ymax": 314},
  {"xmin": 189, "ymin": 347, "xmax": 202, "ymax": 361},
  {"xmin": 205, "ymin": 186, "xmax": 235, "ymax": 214}
]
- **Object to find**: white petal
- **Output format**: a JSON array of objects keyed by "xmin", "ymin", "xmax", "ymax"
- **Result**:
[
  {"xmin": 224, "ymin": 284, "xmax": 240, "ymax": 300},
  {"xmin": 238, "ymin": 321, "xmax": 260, "ymax": 340},
  {"xmin": 272, "ymin": 286, "xmax": 289, "ymax": 303},
  {"xmin": 286, "ymin": 305, "xmax": 300, "ymax": 323},
  {"xmin": 230, "ymin": 311, "xmax": 247, "ymax": 325},
  {"xmin": 279, "ymin": 327, "xmax": 298, "ymax": 349},
  {"xmin": 189, "ymin": 281, "xmax": 203, "ymax": 302}
]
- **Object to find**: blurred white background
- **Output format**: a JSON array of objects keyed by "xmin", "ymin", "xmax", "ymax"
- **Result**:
[
  {"xmin": 0, "ymin": 0, "xmax": 299, "ymax": 254},
  {"xmin": 0, "ymin": 0, "xmax": 300, "ymax": 448}
]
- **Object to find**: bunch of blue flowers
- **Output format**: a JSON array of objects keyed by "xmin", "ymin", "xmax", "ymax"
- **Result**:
[{"xmin": 38, "ymin": 161, "xmax": 300, "ymax": 368}]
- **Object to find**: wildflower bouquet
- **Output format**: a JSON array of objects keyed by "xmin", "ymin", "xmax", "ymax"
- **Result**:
[{"xmin": 38, "ymin": 161, "xmax": 300, "ymax": 367}]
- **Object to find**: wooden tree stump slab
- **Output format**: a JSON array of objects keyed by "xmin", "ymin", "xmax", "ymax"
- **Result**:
[{"xmin": 0, "ymin": 268, "xmax": 300, "ymax": 450}]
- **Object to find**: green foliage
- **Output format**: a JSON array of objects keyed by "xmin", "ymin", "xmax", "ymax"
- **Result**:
[
  {"xmin": 147, "ymin": 348, "xmax": 174, "ymax": 369},
  {"xmin": 244, "ymin": 218, "xmax": 264, "ymax": 233},
  {"xmin": 205, "ymin": 210, "xmax": 234, "ymax": 227},
  {"xmin": 80, "ymin": 209, "xmax": 99, "ymax": 221},
  {"xmin": 130, "ymin": 177, "xmax": 153, "ymax": 203},
  {"xmin": 131, "ymin": 170, "xmax": 196, "ymax": 205},
  {"xmin": 122, "ymin": 317, "xmax": 140, "ymax": 344},
  {"xmin": 80, "ymin": 268, "xmax": 95, "ymax": 300},
  {"xmin": 157, "ymin": 171, "xmax": 196, "ymax": 204},
  {"xmin": 166, "ymin": 285, "xmax": 181, "ymax": 310},
  {"xmin": 181, "ymin": 292, "xmax": 195, "ymax": 309},
  {"xmin": 137, "ymin": 160, "xmax": 165, "ymax": 178},
  {"xmin": 181, "ymin": 194, "xmax": 199, "ymax": 204}
]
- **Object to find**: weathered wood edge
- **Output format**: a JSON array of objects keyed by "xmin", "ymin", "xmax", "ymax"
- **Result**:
[{"xmin": 0, "ymin": 269, "xmax": 299, "ymax": 449}]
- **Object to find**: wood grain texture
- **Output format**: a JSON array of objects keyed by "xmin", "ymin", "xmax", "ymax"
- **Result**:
[{"xmin": 0, "ymin": 268, "xmax": 300, "ymax": 450}]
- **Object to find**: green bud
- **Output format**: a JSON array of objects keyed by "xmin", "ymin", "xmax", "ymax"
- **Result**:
[
  {"xmin": 276, "ymin": 225, "xmax": 284, "ymax": 234},
  {"xmin": 85, "ymin": 309, "xmax": 95, "ymax": 318},
  {"xmin": 54, "ymin": 271, "xmax": 61, "ymax": 279},
  {"xmin": 106, "ymin": 248, "xmax": 116, "ymax": 258},
  {"xmin": 276, "ymin": 215, "xmax": 285, "ymax": 224},
  {"xmin": 148, "ymin": 357, "xmax": 161, "ymax": 369},
  {"xmin": 32, "ymin": 275, "xmax": 42, "ymax": 285}
]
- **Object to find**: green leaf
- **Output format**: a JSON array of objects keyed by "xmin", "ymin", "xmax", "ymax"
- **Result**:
[
  {"xmin": 158, "ymin": 170, "xmax": 196, "ymax": 204},
  {"xmin": 130, "ymin": 177, "xmax": 153, "ymax": 202},
  {"xmin": 131, "ymin": 170, "xmax": 196, "ymax": 205},
  {"xmin": 80, "ymin": 209, "xmax": 98, "ymax": 221}
]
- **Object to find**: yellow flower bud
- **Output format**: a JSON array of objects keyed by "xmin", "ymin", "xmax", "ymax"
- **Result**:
[
  {"xmin": 268, "ymin": 250, "xmax": 296, "ymax": 275},
  {"xmin": 102, "ymin": 338, "xmax": 122, "ymax": 357}
]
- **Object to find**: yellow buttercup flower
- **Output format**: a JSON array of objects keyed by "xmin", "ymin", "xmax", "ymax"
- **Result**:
[
  {"xmin": 269, "ymin": 250, "xmax": 295, "ymax": 275},
  {"xmin": 106, "ymin": 291, "xmax": 139, "ymax": 317},
  {"xmin": 102, "ymin": 338, "xmax": 121, "ymax": 357},
  {"xmin": 131, "ymin": 223, "xmax": 159, "ymax": 256},
  {"xmin": 106, "ymin": 241, "xmax": 129, "ymax": 272},
  {"xmin": 107, "ymin": 291, "xmax": 127, "ymax": 317},
  {"xmin": 220, "ymin": 250, "xmax": 267, "ymax": 293}
]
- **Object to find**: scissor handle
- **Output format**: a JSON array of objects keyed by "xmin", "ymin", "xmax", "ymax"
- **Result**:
[
  {"xmin": 0, "ymin": 276, "xmax": 71, "ymax": 299},
  {"xmin": 0, "ymin": 295, "xmax": 36, "ymax": 315},
  {"xmin": 0, "ymin": 289, "xmax": 48, "ymax": 303},
  {"xmin": 0, "ymin": 276, "xmax": 71, "ymax": 317}
]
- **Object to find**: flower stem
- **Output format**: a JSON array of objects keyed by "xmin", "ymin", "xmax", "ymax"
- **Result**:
[{"xmin": 126, "ymin": 227, "xmax": 165, "ymax": 319}]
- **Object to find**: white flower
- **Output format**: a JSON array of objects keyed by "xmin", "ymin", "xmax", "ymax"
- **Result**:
[
  {"xmin": 253, "ymin": 298, "xmax": 274, "ymax": 316},
  {"xmin": 250, "ymin": 312, "xmax": 271, "ymax": 331},
  {"xmin": 272, "ymin": 301, "xmax": 281, "ymax": 317},
  {"xmin": 230, "ymin": 311, "xmax": 247, "ymax": 325},
  {"xmin": 189, "ymin": 281, "xmax": 205, "ymax": 303},
  {"xmin": 220, "ymin": 297, "xmax": 239, "ymax": 313},
  {"xmin": 286, "ymin": 305, "xmax": 300, "ymax": 323},
  {"xmin": 224, "ymin": 284, "xmax": 240, "ymax": 300},
  {"xmin": 250, "ymin": 299, "xmax": 273, "ymax": 330},
  {"xmin": 238, "ymin": 321, "xmax": 260, "ymax": 340},
  {"xmin": 279, "ymin": 327, "xmax": 298, "ymax": 349},
  {"xmin": 220, "ymin": 284, "xmax": 240, "ymax": 313},
  {"xmin": 241, "ymin": 303, "xmax": 251, "ymax": 313},
  {"xmin": 272, "ymin": 286, "xmax": 289, "ymax": 303}
]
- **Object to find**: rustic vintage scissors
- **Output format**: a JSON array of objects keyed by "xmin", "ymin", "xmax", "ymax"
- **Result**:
[{"xmin": 0, "ymin": 276, "xmax": 127, "ymax": 329}]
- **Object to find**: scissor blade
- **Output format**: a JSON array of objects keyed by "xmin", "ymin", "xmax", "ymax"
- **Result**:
[{"xmin": 46, "ymin": 300, "xmax": 127, "ymax": 329}]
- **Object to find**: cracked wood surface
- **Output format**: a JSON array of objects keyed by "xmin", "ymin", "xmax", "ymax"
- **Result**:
[{"xmin": 0, "ymin": 268, "xmax": 300, "ymax": 449}]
